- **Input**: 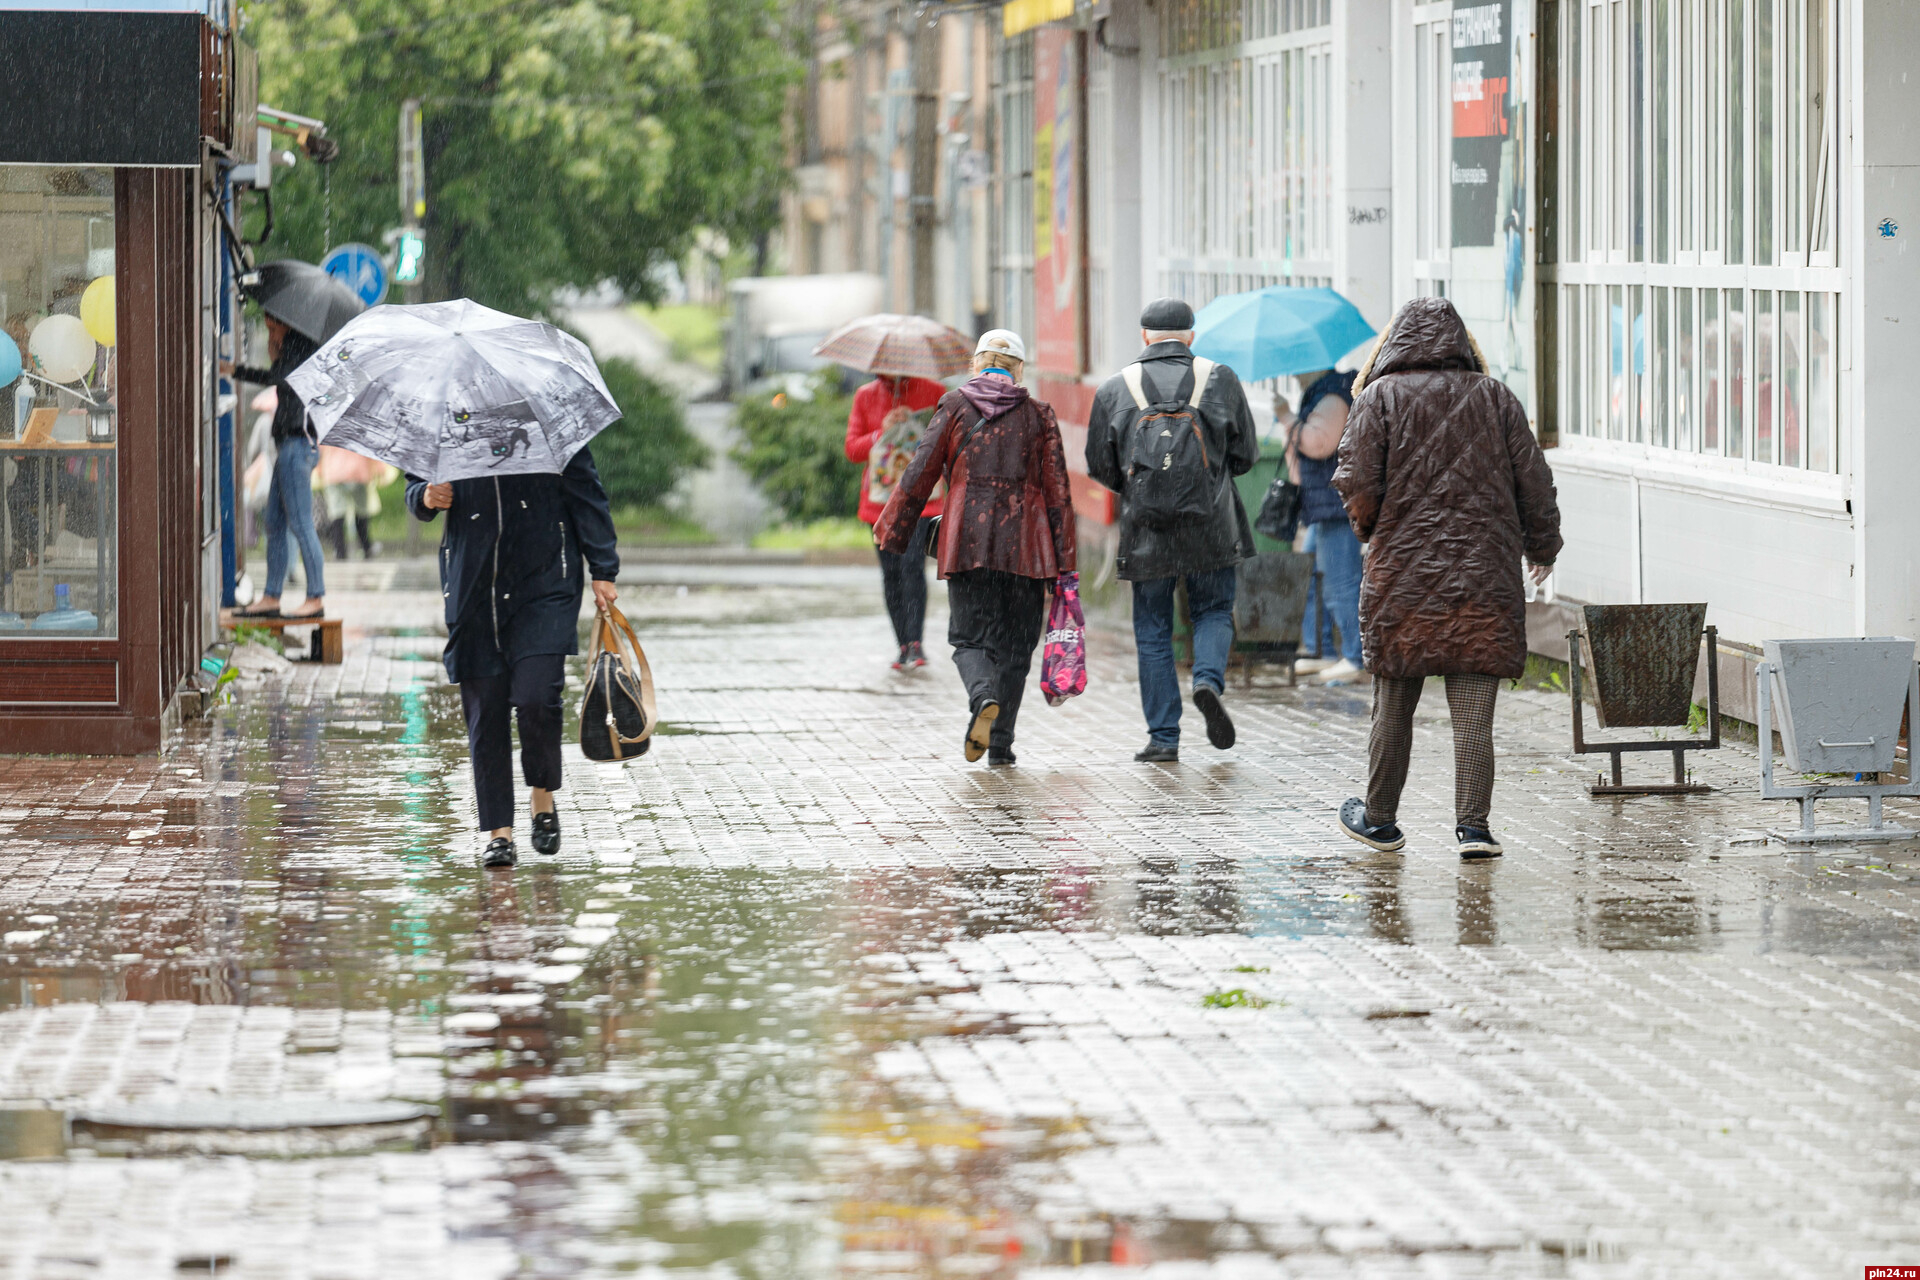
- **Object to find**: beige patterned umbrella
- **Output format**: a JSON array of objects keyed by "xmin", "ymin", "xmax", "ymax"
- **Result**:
[{"xmin": 812, "ymin": 313, "xmax": 973, "ymax": 379}]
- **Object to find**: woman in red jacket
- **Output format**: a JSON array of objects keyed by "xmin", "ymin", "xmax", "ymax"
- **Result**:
[{"xmin": 845, "ymin": 372, "xmax": 947, "ymax": 668}]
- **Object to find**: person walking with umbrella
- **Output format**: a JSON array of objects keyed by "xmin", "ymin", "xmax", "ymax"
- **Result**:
[
  {"xmin": 289, "ymin": 299, "xmax": 624, "ymax": 868},
  {"xmin": 873, "ymin": 330, "xmax": 1075, "ymax": 765},
  {"xmin": 227, "ymin": 261, "xmax": 364, "ymax": 620},
  {"xmin": 818, "ymin": 315, "xmax": 972, "ymax": 669},
  {"xmin": 1331, "ymin": 297, "xmax": 1561, "ymax": 859}
]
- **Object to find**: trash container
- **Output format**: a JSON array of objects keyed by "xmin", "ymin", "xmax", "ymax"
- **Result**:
[{"xmin": 1764, "ymin": 637, "xmax": 1914, "ymax": 774}]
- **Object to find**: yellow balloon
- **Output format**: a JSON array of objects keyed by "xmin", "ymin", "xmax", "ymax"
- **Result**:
[{"xmin": 81, "ymin": 276, "xmax": 116, "ymax": 347}]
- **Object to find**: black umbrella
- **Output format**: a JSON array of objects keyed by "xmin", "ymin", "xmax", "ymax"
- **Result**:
[{"xmin": 244, "ymin": 260, "xmax": 365, "ymax": 344}]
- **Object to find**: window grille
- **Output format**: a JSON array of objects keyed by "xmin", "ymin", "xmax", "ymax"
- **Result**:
[
  {"xmin": 992, "ymin": 32, "xmax": 1036, "ymax": 345},
  {"xmin": 1550, "ymin": 0, "xmax": 1839, "ymax": 471},
  {"xmin": 1155, "ymin": 0, "xmax": 1334, "ymax": 310}
]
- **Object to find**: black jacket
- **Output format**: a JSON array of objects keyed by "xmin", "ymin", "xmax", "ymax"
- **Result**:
[
  {"xmin": 234, "ymin": 330, "xmax": 320, "ymax": 444},
  {"xmin": 1085, "ymin": 340, "xmax": 1260, "ymax": 581},
  {"xmin": 406, "ymin": 446, "xmax": 620, "ymax": 683}
]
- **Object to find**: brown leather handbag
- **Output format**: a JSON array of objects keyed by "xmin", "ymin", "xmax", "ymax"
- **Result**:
[{"xmin": 578, "ymin": 604, "xmax": 657, "ymax": 761}]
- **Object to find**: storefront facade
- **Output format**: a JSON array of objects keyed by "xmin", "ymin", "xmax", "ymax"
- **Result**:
[
  {"xmin": 989, "ymin": 0, "xmax": 1920, "ymax": 670},
  {"xmin": 0, "ymin": 4, "xmax": 243, "ymax": 752}
]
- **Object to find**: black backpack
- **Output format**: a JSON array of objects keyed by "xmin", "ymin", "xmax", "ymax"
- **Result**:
[{"xmin": 1119, "ymin": 357, "xmax": 1223, "ymax": 529}]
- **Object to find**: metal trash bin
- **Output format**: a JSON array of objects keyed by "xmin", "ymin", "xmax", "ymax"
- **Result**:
[
  {"xmin": 1756, "ymin": 637, "xmax": 1920, "ymax": 842},
  {"xmin": 1567, "ymin": 603, "xmax": 1720, "ymax": 795}
]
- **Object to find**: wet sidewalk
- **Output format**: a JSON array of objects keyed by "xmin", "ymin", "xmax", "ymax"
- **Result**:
[{"xmin": 0, "ymin": 557, "xmax": 1916, "ymax": 1279}]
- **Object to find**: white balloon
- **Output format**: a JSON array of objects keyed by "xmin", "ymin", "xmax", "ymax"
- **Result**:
[{"xmin": 29, "ymin": 314, "xmax": 95, "ymax": 384}]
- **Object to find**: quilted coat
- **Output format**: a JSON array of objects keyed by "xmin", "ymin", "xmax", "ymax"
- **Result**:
[
  {"xmin": 873, "ymin": 383, "xmax": 1077, "ymax": 581},
  {"xmin": 1332, "ymin": 297, "xmax": 1562, "ymax": 680}
]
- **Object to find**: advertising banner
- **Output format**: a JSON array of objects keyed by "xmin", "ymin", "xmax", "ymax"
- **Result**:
[
  {"xmin": 1445, "ymin": 0, "xmax": 1532, "ymax": 416},
  {"xmin": 1449, "ymin": 1, "xmax": 1513, "ymax": 248},
  {"xmin": 1032, "ymin": 26, "xmax": 1081, "ymax": 376}
]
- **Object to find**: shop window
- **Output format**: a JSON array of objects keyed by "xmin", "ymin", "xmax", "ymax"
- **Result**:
[
  {"xmin": 1155, "ymin": 0, "xmax": 1333, "ymax": 307},
  {"xmin": 1551, "ymin": 0, "xmax": 1839, "ymax": 472},
  {"xmin": 0, "ymin": 167, "xmax": 118, "ymax": 637}
]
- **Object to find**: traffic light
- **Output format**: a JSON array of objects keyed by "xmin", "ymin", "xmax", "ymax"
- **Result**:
[{"xmin": 394, "ymin": 228, "xmax": 425, "ymax": 283}]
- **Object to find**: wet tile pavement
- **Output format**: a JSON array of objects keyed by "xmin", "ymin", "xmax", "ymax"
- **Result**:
[{"xmin": 0, "ymin": 556, "xmax": 1917, "ymax": 1278}]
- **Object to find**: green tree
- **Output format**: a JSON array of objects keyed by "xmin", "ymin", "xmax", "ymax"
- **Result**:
[
  {"xmin": 590, "ymin": 357, "xmax": 709, "ymax": 509},
  {"xmin": 246, "ymin": 0, "xmax": 799, "ymax": 311}
]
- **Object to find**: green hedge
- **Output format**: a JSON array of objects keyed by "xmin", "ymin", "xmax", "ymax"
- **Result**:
[
  {"xmin": 591, "ymin": 357, "xmax": 711, "ymax": 510},
  {"xmin": 730, "ymin": 375, "xmax": 862, "ymax": 523}
]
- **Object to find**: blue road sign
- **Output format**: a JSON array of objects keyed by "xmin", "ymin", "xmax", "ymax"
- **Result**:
[{"xmin": 321, "ymin": 242, "xmax": 389, "ymax": 308}]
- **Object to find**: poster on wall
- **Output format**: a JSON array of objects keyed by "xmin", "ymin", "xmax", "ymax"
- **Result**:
[
  {"xmin": 1450, "ymin": 1, "xmax": 1511, "ymax": 248},
  {"xmin": 1448, "ymin": 0, "xmax": 1532, "ymax": 415},
  {"xmin": 1031, "ymin": 26, "xmax": 1080, "ymax": 376}
]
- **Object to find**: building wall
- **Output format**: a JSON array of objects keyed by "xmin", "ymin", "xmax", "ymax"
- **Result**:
[
  {"xmin": 1855, "ymin": 0, "xmax": 1920, "ymax": 639},
  {"xmin": 781, "ymin": 2, "xmax": 992, "ymax": 336}
]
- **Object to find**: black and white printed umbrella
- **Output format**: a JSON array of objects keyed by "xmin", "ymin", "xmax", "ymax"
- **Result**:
[{"xmin": 284, "ymin": 298, "xmax": 620, "ymax": 483}]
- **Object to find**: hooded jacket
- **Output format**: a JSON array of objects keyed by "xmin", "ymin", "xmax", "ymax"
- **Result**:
[
  {"xmin": 873, "ymin": 377, "xmax": 1076, "ymax": 581},
  {"xmin": 1331, "ymin": 297, "xmax": 1562, "ymax": 680},
  {"xmin": 1085, "ymin": 340, "xmax": 1260, "ymax": 581}
]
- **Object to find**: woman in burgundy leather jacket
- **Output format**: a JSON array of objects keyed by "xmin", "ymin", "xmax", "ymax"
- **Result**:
[{"xmin": 874, "ymin": 330, "xmax": 1076, "ymax": 766}]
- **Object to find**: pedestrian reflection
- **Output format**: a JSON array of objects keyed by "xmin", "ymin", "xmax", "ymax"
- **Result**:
[
  {"xmin": 447, "ymin": 867, "xmax": 587, "ymax": 1140},
  {"xmin": 1362, "ymin": 856, "xmax": 1410, "ymax": 944},
  {"xmin": 1456, "ymin": 864, "xmax": 1498, "ymax": 946},
  {"xmin": 1133, "ymin": 855, "xmax": 1244, "ymax": 935}
]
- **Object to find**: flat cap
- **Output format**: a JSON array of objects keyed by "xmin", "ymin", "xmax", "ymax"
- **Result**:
[{"xmin": 1140, "ymin": 297, "xmax": 1195, "ymax": 331}]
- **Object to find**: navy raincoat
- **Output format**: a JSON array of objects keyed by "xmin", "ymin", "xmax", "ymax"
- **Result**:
[{"xmin": 406, "ymin": 446, "xmax": 620, "ymax": 684}]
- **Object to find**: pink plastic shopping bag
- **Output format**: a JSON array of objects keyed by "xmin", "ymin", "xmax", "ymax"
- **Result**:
[{"xmin": 1040, "ymin": 571, "xmax": 1088, "ymax": 707}]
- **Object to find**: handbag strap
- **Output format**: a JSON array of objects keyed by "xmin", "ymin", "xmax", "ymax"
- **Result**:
[{"xmin": 595, "ymin": 603, "xmax": 658, "ymax": 743}]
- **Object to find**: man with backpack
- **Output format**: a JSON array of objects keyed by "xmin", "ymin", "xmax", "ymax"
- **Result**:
[{"xmin": 1087, "ymin": 299, "xmax": 1261, "ymax": 762}]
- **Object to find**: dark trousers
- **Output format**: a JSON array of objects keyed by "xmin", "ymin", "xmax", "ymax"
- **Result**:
[
  {"xmin": 460, "ymin": 653, "xmax": 567, "ymax": 831},
  {"xmin": 876, "ymin": 516, "xmax": 934, "ymax": 646},
  {"xmin": 947, "ymin": 569, "xmax": 1048, "ymax": 752}
]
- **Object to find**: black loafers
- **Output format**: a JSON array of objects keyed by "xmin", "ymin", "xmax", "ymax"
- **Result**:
[
  {"xmin": 964, "ymin": 701, "xmax": 999, "ymax": 762},
  {"xmin": 531, "ymin": 811, "xmax": 561, "ymax": 856},
  {"xmin": 1193, "ymin": 685, "xmax": 1236, "ymax": 749},
  {"xmin": 482, "ymin": 837, "xmax": 517, "ymax": 868}
]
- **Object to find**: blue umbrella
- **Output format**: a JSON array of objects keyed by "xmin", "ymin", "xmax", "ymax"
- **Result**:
[{"xmin": 1190, "ymin": 286, "xmax": 1377, "ymax": 382}]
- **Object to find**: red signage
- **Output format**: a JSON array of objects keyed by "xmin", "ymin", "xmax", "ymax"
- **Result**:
[{"xmin": 1031, "ymin": 27, "xmax": 1080, "ymax": 376}]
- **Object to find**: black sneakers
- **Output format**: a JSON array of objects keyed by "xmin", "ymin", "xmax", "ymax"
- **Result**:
[
  {"xmin": 531, "ymin": 811, "xmax": 561, "ymax": 856},
  {"xmin": 482, "ymin": 837, "xmax": 517, "ymax": 868},
  {"xmin": 906, "ymin": 642, "xmax": 929, "ymax": 668},
  {"xmin": 1338, "ymin": 797, "xmax": 1406, "ymax": 852},
  {"xmin": 1134, "ymin": 743, "xmax": 1179, "ymax": 763},
  {"xmin": 1193, "ymin": 685, "xmax": 1235, "ymax": 749},
  {"xmin": 1456, "ymin": 826, "xmax": 1504, "ymax": 859}
]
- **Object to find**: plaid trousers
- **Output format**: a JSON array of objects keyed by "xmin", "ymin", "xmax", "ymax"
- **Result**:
[{"xmin": 1366, "ymin": 673, "xmax": 1501, "ymax": 829}]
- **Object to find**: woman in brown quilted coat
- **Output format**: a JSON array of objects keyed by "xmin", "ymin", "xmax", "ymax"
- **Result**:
[
  {"xmin": 875, "ymin": 330, "xmax": 1077, "ymax": 765},
  {"xmin": 1331, "ymin": 297, "xmax": 1562, "ymax": 859}
]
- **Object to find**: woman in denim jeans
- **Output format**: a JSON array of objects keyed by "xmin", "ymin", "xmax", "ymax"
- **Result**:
[
  {"xmin": 229, "ymin": 316, "xmax": 327, "ymax": 620},
  {"xmin": 1289, "ymin": 368, "xmax": 1366, "ymax": 686}
]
